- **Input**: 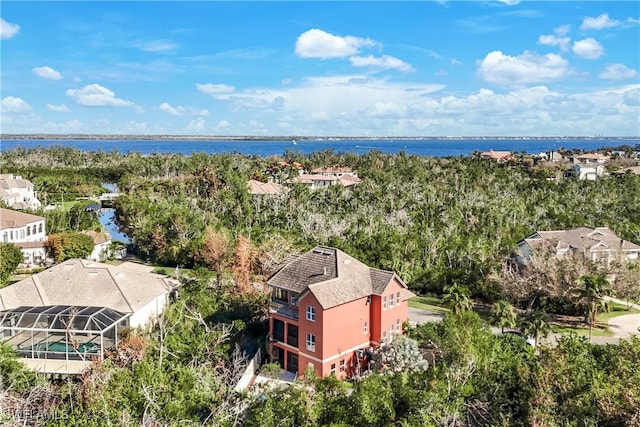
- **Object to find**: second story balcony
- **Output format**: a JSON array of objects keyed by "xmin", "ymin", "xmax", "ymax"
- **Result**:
[{"xmin": 270, "ymin": 300, "xmax": 298, "ymax": 321}]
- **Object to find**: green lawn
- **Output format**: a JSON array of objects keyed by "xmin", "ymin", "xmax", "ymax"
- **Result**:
[
  {"xmin": 550, "ymin": 322, "xmax": 614, "ymax": 338},
  {"xmin": 408, "ymin": 296, "xmax": 451, "ymax": 314}
]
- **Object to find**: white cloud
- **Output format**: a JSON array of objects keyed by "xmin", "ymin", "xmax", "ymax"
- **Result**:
[
  {"xmin": 65, "ymin": 84, "xmax": 134, "ymax": 107},
  {"xmin": 196, "ymin": 83, "xmax": 236, "ymax": 95},
  {"xmin": 598, "ymin": 63, "xmax": 639, "ymax": 81},
  {"xmin": 1, "ymin": 96, "xmax": 32, "ymax": 113},
  {"xmin": 572, "ymin": 38, "xmax": 604, "ymax": 59},
  {"xmin": 158, "ymin": 102, "xmax": 209, "ymax": 117},
  {"xmin": 295, "ymin": 28, "xmax": 376, "ymax": 59},
  {"xmin": 538, "ymin": 35, "xmax": 571, "ymax": 51},
  {"xmin": 496, "ymin": 0, "xmax": 519, "ymax": 5},
  {"xmin": 349, "ymin": 55, "xmax": 413, "ymax": 72},
  {"xmin": 47, "ymin": 104, "xmax": 70, "ymax": 112},
  {"xmin": 477, "ymin": 50, "xmax": 572, "ymax": 85},
  {"xmin": 581, "ymin": 13, "xmax": 620, "ymax": 31},
  {"xmin": 0, "ymin": 18, "xmax": 20, "ymax": 39},
  {"xmin": 185, "ymin": 118, "xmax": 205, "ymax": 132},
  {"xmin": 32, "ymin": 66, "xmax": 63, "ymax": 80},
  {"xmin": 554, "ymin": 25, "xmax": 571, "ymax": 36},
  {"xmin": 132, "ymin": 40, "xmax": 180, "ymax": 53}
]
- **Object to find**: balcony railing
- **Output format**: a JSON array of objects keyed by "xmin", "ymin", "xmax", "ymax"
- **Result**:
[{"xmin": 270, "ymin": 301, "xmax": 299, "ymax": 320}]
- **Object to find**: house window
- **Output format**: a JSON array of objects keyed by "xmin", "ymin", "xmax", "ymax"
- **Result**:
[
  {"xmin": 26, "ymin": 227, "xmax": 30, "ymax": 236},
  {"xmin": 306, "ymin": 333, "xmax": 316, "ymax": 352},
  {"xmin": 330, "ymin": 363, "xmax": 336, "ymax": 375},
  {"xmin": 32, "ymin": 225, "xmax": 37, "ymax": 235},
  {"xmin": 2, "ymin": 232, "xmax": 7, "ymax": 243},
  {"xmin": 363, "ymin": 321, "xmax": 368, "ymax": 334},
  {"xmin": 290, "ymin": 295, "xmax": 298, "ymax": 306},
  {"xmin": 273, "ymin": 288, "xmax": 287, "ymax": 302},
  {"xmin": 396, "ymin": 292, "xmax": 401, "ymax": 305},
  {"xmin": 389, "ymin": 293, "xmax": 394, "ymax": 308},
  {"xmin": 389, "ymin": 324, "xmax": 394, "ymax": 339},
  {"xmin": 339, "ymin": 360, "xmax": 345, "ymax": 372},
  {"xmin": 383, "ymin": 296, "xmax": 387, "ymax": 310},
  {"xmin": 306, "ymin": 306, "xmax": 316, "ymax": 321},
  {"xmin": 382, "ymin": 331, "xmax": 387, "ymax": 340},
  {"xmin": 38, "ymin": 223, "xmax": 43, "ymax": 233},
  {"xmin": 396, "ymin": 318, "xmax": 401, "ymax": 331}
]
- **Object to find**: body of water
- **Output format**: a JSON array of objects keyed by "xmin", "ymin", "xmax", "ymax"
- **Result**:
[
  {"xmin": 98, "ymin": 208, "xmax": 130, "ymax": 244},
  {"xmin": 2, "ymin": 137, "xmax": 638, "ymax": 157}
]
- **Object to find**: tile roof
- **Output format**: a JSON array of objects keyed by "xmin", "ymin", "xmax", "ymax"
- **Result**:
[
  {"xmin": 0, "ymin": 174, "xmax": 34, "ymax": 190},
  {"xmin": 0, "ymin": 259, "xmax": 178, "ymax": 313},
  {"xmin": 0, "ymin": 208, "xmax": 44, "ymax": 229},
  {"xmin": 267, "ymin": 246, "xmax": 406, "ymax": 309},
  {"xmin": 247, "ymin": 179, "xmax": 289, "ymax": 195},
  {"xmin": 311, "ymin": 166, "xmax": 355, "ymax": 174}
]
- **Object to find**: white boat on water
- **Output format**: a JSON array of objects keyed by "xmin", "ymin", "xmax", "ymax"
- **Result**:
[{"xmin": 291, "ymin": 139, "xmax": 297, "ymax": 145}]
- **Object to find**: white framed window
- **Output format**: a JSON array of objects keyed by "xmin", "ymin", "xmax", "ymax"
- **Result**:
[
  {"xmin": 363, "ymin": 321, "xmax": 368, "ymax": 334},
  {"xmin": 306, "ymin": 333, "xmax": 316, "ymax": 352},
  {"xmin": 396, "ymin": 292, "xmax": 401, "ymax": 305},
  {"xmin": 306, "ymin": 305, "xmax": 316, "ymax": 321},
  {"xmin": 389, "ymin": 324, "xmax": 394, "ymax": 339},
  {"xmin": 389, "ymin": 293, "xmax": 394, "ymax": 308},
  {"xmin": 330, "ymin": 363, "xmax": 336, "ymax": 375},
  {"xmin": 339, "ymin": 360, "xmax": 345, "ymax": 372},
  {"xmin": 396, "ymin": 318, "xmax": 401, "ymax": 331},
  {"xmin": 383, "ymin": 296, "xmax": 387, "ymax": 310}
]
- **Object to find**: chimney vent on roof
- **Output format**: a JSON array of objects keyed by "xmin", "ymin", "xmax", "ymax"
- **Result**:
[
  {"xmin": 344, "ymin": 259, "xmax": 351, "ymax": 265},
  {"xmin": 323, "ymin": 267, "xmax": 328, "ymax": 275}
]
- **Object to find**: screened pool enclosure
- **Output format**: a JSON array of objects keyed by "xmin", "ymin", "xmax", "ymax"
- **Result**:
[{"xmin": 0, "ymin": 305, "xmax": 130, "ymax": 363}]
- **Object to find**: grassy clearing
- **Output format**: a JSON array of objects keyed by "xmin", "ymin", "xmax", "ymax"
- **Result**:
[
  {"xmin": 550, "ymin": 322, "xmax": 614, "ymax": 337},
  {"xmin": 409, "ymin": 296, "xmax": 451, "ymax": 314}
]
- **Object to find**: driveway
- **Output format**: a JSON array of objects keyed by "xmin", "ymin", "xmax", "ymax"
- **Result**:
[
  {"xmin": 608, "ymin": 313, "xmax": 640, "ymax": 339},
  {"xmin": 408, "ymin": 307, "xmax": 444, "ymax": 325}
]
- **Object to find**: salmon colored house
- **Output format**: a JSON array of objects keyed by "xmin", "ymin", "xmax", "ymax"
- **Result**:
[{"xmin": 267, "ymin": 246, "xmax": 414, "ymax": 379}]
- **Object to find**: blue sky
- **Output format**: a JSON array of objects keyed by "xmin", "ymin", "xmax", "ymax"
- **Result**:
[{"xmin": 1, "ymin": 1, "xmax": 639, "ymax": 137}]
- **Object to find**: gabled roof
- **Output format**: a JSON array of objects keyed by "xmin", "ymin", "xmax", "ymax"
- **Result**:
[
  {"xmin": 0, "ymin": 259, "xmax": 178, "ymax": 313},
  {"xmin": 520, "ymin": 227, "xmax": 640, "ymax": 253},
  {"xmin": 267, "ymin": 246, "xmax": 407, "ymax": 309},
  {"xmin": 0, "ymin": 174, "xmax": 34, "ymax": 190},
  {"xmin": 0, "ymin": 208, "xmax": 44, "ymax": 229}
]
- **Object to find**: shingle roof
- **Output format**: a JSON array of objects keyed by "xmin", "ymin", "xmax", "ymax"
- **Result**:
[
  {"xmin": 268, "ymin": 246, "xmax": 406, "ymax": 309},
  {"xmin": 522, "ymin": 227, "xmax": 640, "ymax": 253},
  {"xmin": 0, "ymin": 259, "xmax": 178, "ymax": 313},
  {"xmin": 0, "ymin": 208, "xmax": 44, "ymax": 229}
]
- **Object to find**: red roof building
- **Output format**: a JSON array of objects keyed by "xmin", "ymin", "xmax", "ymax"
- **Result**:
[{"xmin": 267, "ymin": 246, "xmax": 414, "ymax": 379}]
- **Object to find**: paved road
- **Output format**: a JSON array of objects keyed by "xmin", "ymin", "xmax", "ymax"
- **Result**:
[{"xmin": 408, "ymin": 306, "xmax": 629, "ymax": 346}]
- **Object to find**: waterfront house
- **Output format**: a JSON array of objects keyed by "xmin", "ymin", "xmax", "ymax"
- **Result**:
[
  {"xmin": 81, "ymin": 230, "xmax": 112, "ymax": 261},
  {"xmin": 247, "ymin": 179, "xmax": 289, "ymax": 196},
  {"xmin": 479, "ymin": 150, "xmax": 513, "ymax": 163},
  {"xmin": 0, "ymin": 208, "xmax": 47, "ymax": 266},
  {"xmin": 267, "ymin": 246, "xmax": 413, "ymax": 379}
]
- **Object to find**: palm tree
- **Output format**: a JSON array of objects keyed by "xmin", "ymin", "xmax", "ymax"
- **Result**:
[
  {"xmin": 576, "ymin": 273, "xmax": 614, "ymax": 341},
  {"xmin": 443, "ymin": 283, "xmax": 472, "ymax": 315},
  {"xmin": 520, "ymin": 309, "xmax": 551, "ymax": 346},
  {"xmin": 490, "ymin": 300, "xmax": 517, "ymax": 333}
]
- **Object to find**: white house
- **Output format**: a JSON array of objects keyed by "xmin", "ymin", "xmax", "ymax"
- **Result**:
[
  {"xmin": 0, "ymin": 174, "xmax": 41, "ymax": 210},
  {"xmin": 0, "ymin": 258, "xmax": 179, "ymax": 329},
  {"xmin": 287, "ymin": 166, "xmax": 362, "ymax": 189},
  {"xmin": 572, "ymin": 163, "xmax": 605, "ymax": 180},
  {"xmin": 0, "ymin": 208, "xmax": 47, "ymax": 266},
  {"xmin": 81, "ymin": 230, "xmax": 113, "ymax": 261}
]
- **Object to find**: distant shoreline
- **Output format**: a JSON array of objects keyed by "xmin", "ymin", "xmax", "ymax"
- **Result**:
[{"xmin": 1, "ymin": 134, "xmax": 637, "ymax": 141}]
